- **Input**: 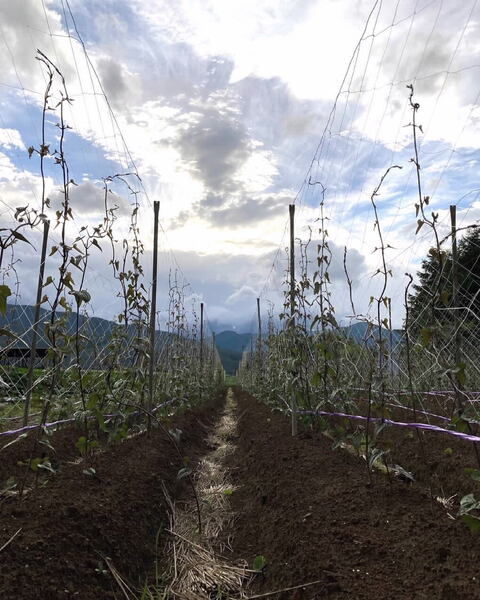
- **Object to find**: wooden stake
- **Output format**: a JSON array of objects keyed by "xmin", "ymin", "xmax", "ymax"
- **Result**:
[
  {"xmin": 289, "ymin": 204, "xmax": 298, "ymax": 436},
  {"xmin": 148, "ymin": 201, "xmax": 160, "ymax": 415},
  {"xmin": 450, "ymin": 205, "xmax": 462, "ymax": 410},
  {"xmin": 256, "ymin": 297, "xmax": 263, "ymax": 384},
  {"xmin": 200, "ymin": 302, "xmax": 204, "ymax": 370},
  {"xmin": 23, "ymin": 219, "xmax": 50, "ymax": 426},
  {"xmin": 257, "ymin": 297, "xmax": 262, "ymax": 348},
  {"xmin": 212, "ymin": 331, "xmax": 216, "ymax": 378}
]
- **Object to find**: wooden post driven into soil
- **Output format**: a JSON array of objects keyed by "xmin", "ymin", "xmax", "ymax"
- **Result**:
[
  {"xmin": 200, "ymin": 301, "xmax": 204, "ymax": 371},
  {"xmin": 257, "ymin": 297, "xmax": 262, "ymax": 347},
  {"xmin": 148, "ymin": 201, "xmax": 160, "ymax": 416},
  {"xmin": 212, "ymin": 331, "xmax": 216, "ymax": 378},
  {"xmin": 256, "ymin": 297, "xmax": 263, "ymax": 384},
  {"xmin": 23, "ymin": 219, "xmax": 50, "ymax": 427},
  {"xmin": 289, "ymin": 204, "xmax": 298, "ymax": 436},
  {"xmin": 450, "ymin": 205, "xmax": 462, "ymax": 411},
  {"xmin": 257, "ymin": 296, "xmax": 262, "ymax": 362}
]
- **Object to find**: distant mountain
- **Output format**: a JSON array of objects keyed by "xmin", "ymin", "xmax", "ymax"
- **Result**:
[
  {"xmin": 213, "ymin": 323, "xmax": 406, "ymax": 375},
  {"xmin": 0, "ymin": 304, "xmax": 170, "ymax": 368},
  {"xmin": 215, "ymin": 331, "xmax": 252, "ymax": 353},
  {"xmin": 1, "ymin": 304, "xmax": 117, "ymax": 348},
  {"xmin": 215, "ymin": 331, "xmax": 252, "ymax": 375},
  {"xmin": 340, "ymin": 321, "xmax": 404, "ymax": 348},
  {"xmin": 215, "ymin": 347, "xmax": 242, "ymax": 376}
]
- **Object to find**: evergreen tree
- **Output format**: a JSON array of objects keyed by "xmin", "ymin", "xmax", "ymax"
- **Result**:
[{"xmin": 407, "ymin": 227, "xmax": 480, "ymax": 337}]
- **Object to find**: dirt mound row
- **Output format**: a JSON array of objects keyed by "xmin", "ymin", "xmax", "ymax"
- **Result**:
[
  {"xmin": 0, "ymin": 395, "xmax": 224, "ymax": 600},
  {"xmin": 224, "ymin": 388, "xmax": 480, "ymax": 600}
]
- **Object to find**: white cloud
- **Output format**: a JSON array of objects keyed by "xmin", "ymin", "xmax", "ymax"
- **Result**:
[
  {"xmin": 0, "ymin": 128, "xmax": 24, "ymax": 150},
  {"xmin": 1, "ymin": 0, "xmax": 480, "ymax": 329}
]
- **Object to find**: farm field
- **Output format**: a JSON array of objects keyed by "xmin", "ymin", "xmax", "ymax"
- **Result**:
[
  {"xmin": 1, "ymin": 2, "xmax": 480, "ymax": 599},
  {"xmin": 2, "ymin": 387, "xmax": 480, "ymax": 599},
  {"xmin": 0, "ymin": 393, "xmax": 225, "ymax": 599},
  {"xmin": 226, "ymin": 388, "xmax": 480, "ymax": 600}
]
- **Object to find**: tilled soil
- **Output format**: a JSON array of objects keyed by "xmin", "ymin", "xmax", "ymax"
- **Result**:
[
  {"xmin": 322, "ymin": 399, "xmax": 480, "ymax": 499},
  {"xmin": 224, "ymin": 388, "xmax": 480, "ymax": 600},
  {"xmin": 2, "ymin": 388, "xmax": 480, "ymax": 600},
  {"xmin": 0, "ymin": 395, "xmax": 224, "ymax": 600},
  {"xmin": 376, "ymin": 405, "xmax": 480, "ymax": 498}
]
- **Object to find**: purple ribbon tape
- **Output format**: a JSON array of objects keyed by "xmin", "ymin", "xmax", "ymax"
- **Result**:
[{"xmin": 296, "ymin": 409, "xmax": 480, "ymax": 443}]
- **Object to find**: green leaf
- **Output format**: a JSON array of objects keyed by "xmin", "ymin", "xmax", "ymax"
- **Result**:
[
  {"xmin": 63, "ymin": 271, "xmax": 74, "ymax": 291},
  {"xmin": 392, "ymin": 464, "xmax": 415, "ymax": 482},
  {"xmin": 176, "ymin": 467, "xmax": 191, "ymax": 481},
  {"xmin": 253, "ymin": 555, "xmax": 267, "ymax": 571},
  {"xmin": 11, "ymin": 229, "xmax": 33, "ymax": 246},
  {"xmin": 451, "ymin": 417, "xmax": 468, "ymax": 433},
  {"xmin": 223, "ymin": 488, "xmax": 233, "ymax": 496},
  {"xmin": 439, "ymin": 290, "xmax": 450, "ymax": 305},
  {"xmin": 76, "ymin": 436, "xmax": 86, "ymax": 454},
  {"xmin": 454, "ymin": 363, "xmax": 467, "ymax": 387},
  {"xmin": 415, "ymin": 219, "xmax": 424, "ymax": 234},
  {"xmin": 465, "ymin": 468, "xmax": 480, "ymax": 482},
  {"xmin": 30, "ymin": 457, "xmax": 43, "ymax": 472},
  {"xmin": 169, "ymin": 428, "xmax": 183, "ymax": 443},
  {"xmin": 459, "ymin": 493, "xmax": 480, "ymax": 515},
  {"xmin": 0, "ymin": 327, "xmax": 15, "ymax": 338},
  {"xmin": 368, "ymin": 447, "xmax": 388, "ymax": 471},
  {"xmin": 0, "ymin": 327, "xmax": 27, "ymax": 345},
  {"xmin": 87, "ymin": 393, "xmax": 100, "ymax": 410},
  {"xmin": 59, "ymin": 296, "xmax": 70, "ymax": 310},
  {"xmin": 420, "ymin": 327, "xmax": 433, "ymax": 347},
  {"xmin": 91, "ymin": 238, "xmax": 103, "ymax": 251},
  {"xmin": 37, "ymin": 459, "xmax": 55, "ymax": 473},
  {"xmin": 462, "ymin": 514, "xmax": 480, "ymax": 534},
  {"xmin": 0, "ymin": 285, "xmax": 12, "ymax": 316},
  {"xmin": 69, "ymin": 289, "xmax": 91, "ymax": 306}
]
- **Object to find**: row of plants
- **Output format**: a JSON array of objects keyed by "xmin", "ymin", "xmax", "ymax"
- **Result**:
[
  {"xmin": 0, "ymin": 52, "xmax": 225, "ymax": 492},
  {"xmin": 238, "ymin": 86, "xmax": 480, "ymax": 530}
]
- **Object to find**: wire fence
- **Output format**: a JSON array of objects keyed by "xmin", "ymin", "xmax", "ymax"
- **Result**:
[
  {"xmin": 239, "ymin": 174, "xmax": 480, "ymax": 435},
  {"xmin": 237, "ymin": 0, "xmax": 480, "ymax": 465}
]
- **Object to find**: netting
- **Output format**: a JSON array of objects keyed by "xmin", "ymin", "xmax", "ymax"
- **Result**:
[
  {"xmin": 238, "ymin": 0, "xmax": 480, "ymax": 447},
  {"xmin": 0, "ymin": 6, "xmax": 224, "ymax": 435}
]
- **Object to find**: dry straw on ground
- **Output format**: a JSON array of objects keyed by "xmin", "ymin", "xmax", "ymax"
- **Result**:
[{"xmin": 161, "ymin": 388, "xmax": 249, "ymax": 599}]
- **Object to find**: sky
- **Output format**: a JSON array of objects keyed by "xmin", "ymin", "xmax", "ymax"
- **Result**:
[{"xmin": 0, "ymin": 0, "xmax": 479, "ymax": 333}]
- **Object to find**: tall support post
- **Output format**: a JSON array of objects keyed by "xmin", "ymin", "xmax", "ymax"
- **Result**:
[
  {"xmin": 250, "ymin": 336, "xmax": 253, "ymax": 388},
  {"xmin": 148, "ymin": 201, "xmax": 160, "ymax": 415},
  {"xmin": 289, "ymin": 204, "xmax": 298, "ymax": 436},
  {"xmin": 199, "ymin": 302, "xmax": 204, "ymax": 396},
  {"xmin": 23, "ymin": 219, "xmax": 50, "ymax": 426},
  {"xmin": 200, "ymin": 302, "xmax": 204, "ymax": 370},
  {"xmin": 450, "ymin": 205, "xmax": 462, "ymax": 410},
  {"xmin": 257, "ymin": 297, "xmax": 262, "ymax": 346},
  {"xmin": 256, "ymin": 297, "xmax": 262, "ymax": 387},
  {"xmin": 212, "ymin": 331, "xmax": 216, "ymax": 378}
]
